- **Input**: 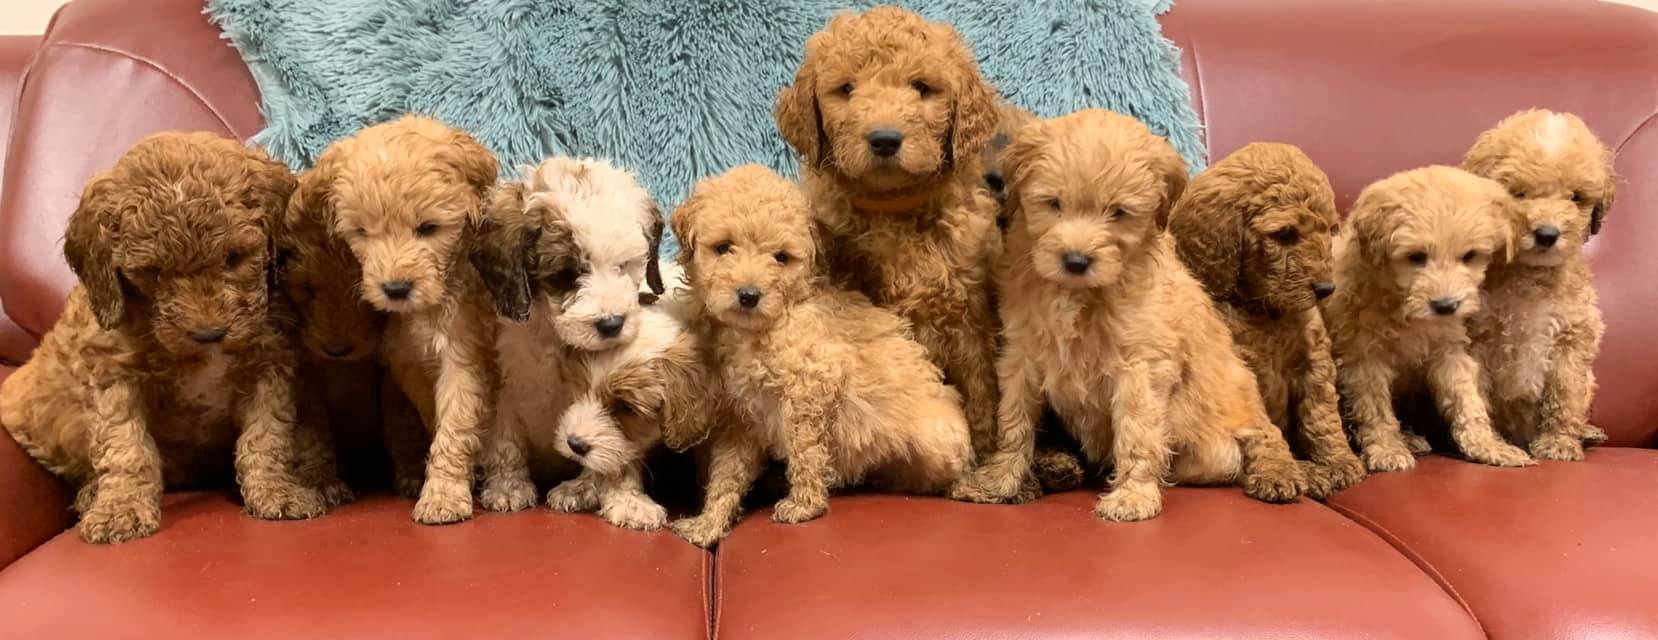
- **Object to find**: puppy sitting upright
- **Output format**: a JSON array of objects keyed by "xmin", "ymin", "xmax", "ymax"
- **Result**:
[
  {"xmin": 0, "ymin": 133, "xmax": 324, "ymax": 543},
  {"xmin": 669, "ymin": 165, "xmax": 972, "ymax": 548},
  {"xmin": 776, "ymin": 7, "xmax": 1005, "ymax": 473},
  {"xmin": 1462, "ymin": 109, "xmax": 1616, "ymax": 460},
  {"xmin": 1326, "ymin": 166, "xmax": 1532, "ymax": 471},
  {"xmin": 299, "ymin": 115, "xmax": 501, "ymax": 524},
  {"xmin": 950, "ymin": 109, "xmax": 1306, "ymax": 520},
  {"xmin": 1167, "ymin": 143, "xmax": 1366, "ymax": 498}
]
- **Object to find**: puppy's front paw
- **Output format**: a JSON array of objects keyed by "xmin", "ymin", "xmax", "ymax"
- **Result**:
[
  {"xmin": 1529, "ymin": 433, "xmax": 1584, "ymax": 462},
  {"xmin": 1461, "ymin": 438, "xmax": 1535, "ymax": 468},
  {"xmin": 670, "ymin": 516, "xmax": 729, "ymax": 548},
  {"xmin": 243, "ymin": 482, "xmax": 327, "ymax": 520},
  {"xmin": 545, "ymin": 479, "xmax": 600, "ymax": 513},
  {"xmin": 1244, "ymin": 461, "xmax": 1304, "ymax": 504},
  {"xmin": 1403, "ymin": 432, "xmax": 1433, "ymax": 455},
  {"xmin": 316, "ymin": 480, "xmax": 356, "ymax": 509},
  {"xmin": 78, "ymin": 496, "xmax": 161, "ymax": 544},
  {"xmin": 1034, "ymin": 450, "xmax": 1087, "ymax": 493},
  {"xmin": 600, "ymin": 494, "xmax": 669, "ymax": 531},
  {"xmin": 946, "ymin": 469, "xmax": 1022, "ymax": 504},
  {"xmin": 771, "ymin": 496, "xmax": 828, "ymax": 524},
  {"xmin": 1299, "ymin": 457, "xmax": 1367, "ymax": 500},
  {"xmin": 480, "ymin": 477, "xmax": 538, "ymax": 512},
  {"xmin": 1362, "ymin": 440, "xmax": 1417, "ymax": 473},
  {"xmin": 1578, "ymin": 423, "xmax": 1609, "ymax": 447},
  {"xmin": 412, "ymin": 482, "xmax": 474, "ymax": 525},
  {"xmin": 393, "ymin": 473, "xmax": 424, "ymax": 499},
  {"xmin": 1094, "ymin": 487, "xmax": 1162, "ymax": 522}
]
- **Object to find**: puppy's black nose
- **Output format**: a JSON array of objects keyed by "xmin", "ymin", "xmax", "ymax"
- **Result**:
[
  {"xmin": 1430, "ymin": 297, "xmax": 1462, "ymax": 316},
  {"xmin": 380, "ymin": 280, "xmax": 414, "ymax": 300},
  {"xmin": 594, "ymin": 314, "xmax": 626, "ymax": 338},
  {"xmin": 566, "ymin": 436, "xmax": 591, "ymax": 457},
  {"xmin": 1533, "ymin": 225, "xmax": 1561, "ymax": 248},
  {"xmin": 984, "ymin": 172, "xmax": 1005, "ymax": 193},
  {"xmin": 736, "ymin": 286, "xmax": 763, "ymax": 309},
  {"xmin": 867, "ymin": 129, "xmax": 903, "ymax": 157},
  {"xmin": 1313, "ymin": 282, "xmax": 1337, "ymax": 300},
  {"xmin": 1061, "ymin": 252, "xmax": 1093, "ymax": 275},
  {"xmin": 190, "ymin": 327, "xmax": 227, "ymax": 344},
  {"xmin": 322, "ymin": 343, "xmax": 353, "ymax": 358}
]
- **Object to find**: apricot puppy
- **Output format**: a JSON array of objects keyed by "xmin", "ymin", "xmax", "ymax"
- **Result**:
[
  {"xmin": 669, "ymin": 165, "xmax": 972, "ymax": 547},
  {"xmin": 1462, "ymin": 109, "xmax": 1615, "ymax": 460},
  {"xmin": 950, "ymin": 109, "xmax": 1306, "ymax": 521},
  {"xmin": 1327, "ymin": 166, "xmax": 1533, "ymax": 471},
  {"xmin": 1168, "ymin": 143, "xmax": 1366, "ymax": 498}
]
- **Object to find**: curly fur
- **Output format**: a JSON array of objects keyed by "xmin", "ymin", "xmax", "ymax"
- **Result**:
[
  {"xmin": 948, "ymin": 109, "xmax": 1305, "ymax": 521},
  {"xmin": 0, "ymin": 132, "xmax": 326, "ymax": 543},
  {"xmin": 1326, "ymin": 165, "xmax": 1534, "ymax": 472},
  {"xmin": 1462, "ymin": 109, "xmax": 1615, "ymax": 461},
  {"xmin": 300, "ymin": 115, "xmax": 502, "ymax": 524},
  {"xmin": 982, "ymin": 99, "xmax": 1038, "ymax": 216},
  {"xmin": 668, "ymin": 165, "xmax": 972, "ymax": 547},
  {"xmin": 775, "ymin": 7, "xmax": 1004, "ymax": 470},
  {"xmin": 1167, "ymin": 143, "xmax": 1365, "ymax": 498}
]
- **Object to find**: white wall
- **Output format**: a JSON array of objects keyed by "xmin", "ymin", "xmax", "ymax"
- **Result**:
[{"xmin": 0, "ymin": 0, "xmax": 70, "ymax": 36}]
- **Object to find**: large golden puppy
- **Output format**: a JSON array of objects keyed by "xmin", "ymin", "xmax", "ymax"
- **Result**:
[{"xmin": 951, "ymin": 109, "xmax": 1305, "ymax": 520}]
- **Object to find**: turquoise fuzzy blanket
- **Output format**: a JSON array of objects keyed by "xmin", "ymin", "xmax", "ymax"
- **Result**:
[{"xmin": 206, "ymin": 0, "xmax": 1203, "ymax": 253}]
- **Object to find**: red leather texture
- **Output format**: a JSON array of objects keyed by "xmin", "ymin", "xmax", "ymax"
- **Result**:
[
  {"xmin": 0, "ymin": 494, "xmax": 711, "ymax": 639},
  {"xmin": 0, "ymin": 365, "xmax": 74, "ymax": 572},
  {"xmin": 714, "ymin": 491, "xmax": 1481, "ymax": 639},
  {"xmin": 0, "ymin": 35, "xmax": 41, "ymax": 365},
  {"xmin": 1161, "ymin": 0, "xmax": 1658, "ymax": 446},
  {"xmin": 0, "ymin": 0, "xmax": 261, "ymax": 341},
  {"xmin": 1328, "ymin": 449, "xmax": 1658, "ymax": 639}
]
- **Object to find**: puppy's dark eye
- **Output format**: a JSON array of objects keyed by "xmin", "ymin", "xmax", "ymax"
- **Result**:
[
  {"xmin": 774, "ymin": 251, "xmax": 791, "ymax": 265},
  {"xmin": 911, "ymin": 80, "xmax": 932, "ymax": 97},
  {"xmin": 225, "ymin": 251, "xmax": 244, "ymax": 270},
  {"xmin": 839, "ymin": 83, "xmax": 854, "ymax": 96},
  {"xmin": 1271, "ymin": 228, "xmax": 1301, "ymax": 244},
  {"xmin": 1571, "ymin": 191, "xmax": 1586, "ymax": 204},
  {"xmin": 1045, "ymin": 198, "xmax": 1062, "ymax": 210},
  {"xmin": 1407, "ymin": 251, "xmax": 1429, "ymax": 267},
  {"xmin": 1509, "ymin": 187, "xmax": 1528, "ymax": 199},
  {"xmin": 610, "ymin": 399, "xmax": 634, "ymax": 416},
  {"xmin": 714, "ymin": 241, "xmax": 733, "ymax": 256},
  {"xmin": 1462, "ymin": 250, "xmax": 1480, "ymax": 264},
  {"xmin": 1107, "ymin": 207, "xmax": 1127, "ymax": 221},
  {"xmin": 416, "ymin": 222, "xmax": 439, "ymax": 237}
]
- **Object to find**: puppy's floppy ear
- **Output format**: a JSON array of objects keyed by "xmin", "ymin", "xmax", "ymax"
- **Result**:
[
  {"xmin": 657, "ymin": 333, "xmax": 715, "ymax": 452},
  {"xmin": 669, "ymin": 194, "xmax": 701, "ymax": 269},
  {"xmin": 644, "ymin": 201, "xmax": 666, "ymax": 296},
  {"xmin": 947, "ymin": 49, "xmax": 999, "ymax": 167},
  {"xmin": 241, "ymin": 147, "xmax": 299, "ymax": 224},
  {"xmin": 1346, "ymin": 189, "xmax": 1400, "ymax": 268},
  {"xmin": 1167, "ymin": 175, "xmax": 1243, "ymax": 301},
  {"xmin": 1151, "ymin": 139, "xmax": 1190, "ymax": 231},
  {"xmin": 997, "ymin": 120, "xmax": 1046, "ymax": 229},
  {"xmin": 469, "ymin": 182, "xmax": 537, "ymax": 322},
  {"xmin": 776, "ymin": 41, "xmax": 828, "ymax": 168},
  {"xmin": 64, "ymin": 173, "xmax": 125, "ymax": 330},
  {"xmin": 1590, "ymin": 174, "xmax": 1615, "ymax": 237},
  {"xmin": 441, "ymin": 127, "xmax": 500, "ymax": 224}
]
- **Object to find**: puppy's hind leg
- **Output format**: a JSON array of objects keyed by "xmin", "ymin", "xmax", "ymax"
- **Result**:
[
  {"xmin": 380, "ymin": 373, "xmax": 429, "ymax": 498},
  {"xmin": 671, "ymin": 431, "xmax": 766, "ymax": 548},
  {"xmin": 1429, "ymin": 351, "xmax": 1533, "ymax": 467}
]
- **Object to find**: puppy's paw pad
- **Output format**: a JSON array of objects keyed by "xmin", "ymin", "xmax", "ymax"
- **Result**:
[
  {"xmin": 244, "ymin": 484, "xmax": 327, "ymax": 520},
  {"xmin": 412, "ymin": 491, "xmax": 474, "ymax": 525},
  {"xmin": 480, "ymin": 479, "xmax": 538, "ymax": 512},
  {"xmin": 1464, "ymin": 440, "xmax": 1535, "ymax": 467},
  {"xmin": 78, "ymin": 501, "xmax": 161, "ymax": 544},
  {"xmin": 600, "ymin": 495, "xmax": 668, "ymax": 531},
  {"xmin": 1363, "ymin": 444, "xmax": 1417, "ymax": 473},
  {"xmin": 670, "ymin": 517, "xmax": 727, "ymax": 548},
  {"xmin": 545, "ymin": 480, "xmax": 600, "ymax": 513},
  {"xmin": 1403, "ymin": 433, "xmax": 1433, "ymax": 455},
  {"xmin": 1244, "ymin": 465, "xmax": 1304, "ymax": 504},
  {"xmin": 1094, "ymin": 489, "xmax": 1161, "ymax": 522},
  {"xmin": 771, "ymin": 497, "xmax": 827, "ymax": 524}
]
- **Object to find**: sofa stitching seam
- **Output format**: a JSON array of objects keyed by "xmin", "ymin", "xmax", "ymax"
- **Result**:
[
  {"xmin": 1186, "ymin": 36, "xmax": 1210, "ymax": 160},
  {"xmin": 46, "ymin": 41, "xmax": 238, "ymax": 138},
  {"xmin": 1614, "ymin": 109, "xmax": 1656, "ymax": 156},
  {"xmin": 1324, "ymin": 500, "xmax": 1489, "ymax": 637},
  {"xmin": 703, "ymin": 548, "xmax": 715, "ymax": 640},
  {"xmin": 712, "ymin": 542, "xmax": 723, "ymax": 640}
]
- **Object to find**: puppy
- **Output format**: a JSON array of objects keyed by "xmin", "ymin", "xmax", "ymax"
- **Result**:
[
  {"xmin": 776, "ymin": 7, "xmax": 1005, "ymax": 470},
  {"xmin": 1462, "ymin": 109, "xmax": 1615, "ymax": 460},
  {"xmin": 298, "ymin": 114, "xmax": 501, "ymax": 524},
  {"xmin": 1326, "ymin": 165, "xmax": 1533, "ymax": 471},
  {"xmin": 466, "ymin": 157, "xmax": 690, "ymax": 515},
  {"xmin": 949, "ymin": 109, "xmax": 1306, "ymax": 521},
  {"xmin": 668, "ymin": 165, "xmax": 972, "ymax": 547},
  {"xmin": 983, "ymin": 98, "xmax": 1039, "ymax": 215},
  {"xmin": 1167, "ymin": 143, "xmax": 1366, "ymax": 498},
  {"xmin": 275, "ymin": 182, "xmax": 428, "ymax": 499},
  {"xmin": 0, "ymin": 132, "xmax": 324, "ymax": 543}
]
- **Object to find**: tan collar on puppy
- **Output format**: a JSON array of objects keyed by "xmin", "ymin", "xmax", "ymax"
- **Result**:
[{"xmin": 849, "ymin": 190, "xmax": 934, "ymax": 214}]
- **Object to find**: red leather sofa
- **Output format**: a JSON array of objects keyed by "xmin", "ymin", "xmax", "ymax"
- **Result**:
[{"xmin": 1, "ymin": 1, "xmax": 1654, "ymax": 637}]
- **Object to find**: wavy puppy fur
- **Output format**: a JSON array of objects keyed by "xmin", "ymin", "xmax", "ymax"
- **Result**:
[
  {"xmin": 300, "ymin": 114, "xmax": 502, "ymax": 524},
  {"xmin": 1167, "ymin": 143, "xmax": 1365, "ymax": 498},
  {"xmin": 0, "ymin": 132, "xmax": 325, "ymax": 543},
  {"xmin": 950, "ymin": 109, "xmax": 1305, "ymax": 520},
  {"xmin": 669, "ymin": 165, "xmax": 972, "ymax": 548},
  {"xmin": 1462, "ymin": 109, "xmax": 1615, "ymax": 460},
  {"xmin": 776, "ymin": 7, "xmax": 1005, "ymax": 473},
  {"xmin": 1327, "ymin": 166, "xmax": 1533, "ymax": 472}
]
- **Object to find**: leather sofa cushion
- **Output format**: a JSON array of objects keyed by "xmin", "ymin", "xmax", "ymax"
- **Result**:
[
  {"xmin": 0, "ymin": 494, "xmax": 712, "ymax": 639},
  {"xmin": 1328, "ymin": 449, "xmax": 1658, "ymax": 638},
  {"xmin": 714, "ymin": 491, "xmax": 1481, "ymax": 639}
]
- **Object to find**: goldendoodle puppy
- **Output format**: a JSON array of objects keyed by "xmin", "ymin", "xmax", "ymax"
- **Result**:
[
  {"xmin": 1167, "ymin": 143, "xmax": 1367, "ymax": 498},
  {"xmin": 1462, "ymin": 109, "xmax": 1615, "ymax": 460},
  {"xmin": 950, "ymin": 109, "xmax": 1306, "ymax": 520},
  {"xmin": 0, "ymin": 132, "xmax": 325, "ymax": 543},
  {"xmin": 668, "ymin": 165, "xmax": 972, "ymax": 547},
  {"xmin": 298, "ymin": 114, "xmax": 502, "ymax": 524},
  {"xmin": 983, "ymin": 98, "xmax": 1039, "ymax": 214},
  {"xmin": 1326, "ymin": 165, "xmax": 1534, "ymax": 471},
  {"xmin": 466, "ymin": 156, "xmax": 682, "ymax": 513},
  {"xmin": 776, "ymin": 7, "xmax": 1005, "ymax": 469}
]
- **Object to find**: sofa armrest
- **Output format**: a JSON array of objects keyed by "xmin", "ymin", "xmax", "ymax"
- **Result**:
[{"xmin": 0, "ymin": 366, "xmax": 73, "ymax": 571}]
